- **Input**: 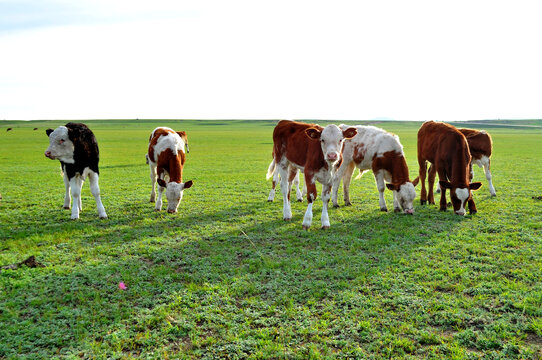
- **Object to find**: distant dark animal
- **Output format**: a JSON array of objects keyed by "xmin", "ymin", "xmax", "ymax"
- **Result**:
[
  {"xmin": 147, "ymin": 127, "xmax": 192, "ymax": 213},
  {"xmin": 267, "ymin": 120, "xmax": 357, "ymax": 230},
  {"xmin": 332, "ymin": 125, "xmax": 419, "ymax": 214},
  {"xmin": 33, "ymin": 128, "xmax": 38, "ymax": 130},
  {"xmin": 417, "ymin": 121, "xmax": 482, "ymax": 215},
  {"xmin": 45, "ymin": 123, "xmax": 107, "ymax": 219},
  {"xmin": 6, "ymin": 128, "xmax": 12, "ymax": 132}
]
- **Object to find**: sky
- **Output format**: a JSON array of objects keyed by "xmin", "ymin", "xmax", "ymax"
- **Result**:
[{"xmin": 1, "ymin": 0, "xmax": 541, "ymax": 121}]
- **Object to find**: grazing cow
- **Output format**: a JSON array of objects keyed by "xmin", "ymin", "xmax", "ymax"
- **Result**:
[
  {"xmin": 6, "ymin": 128, "xmax": 12, "ymax": 132},
  {"xmin": 332, "ymin": 125, "xmax": 419, "ymax": 214},
  {"xmin": 267, "ymin": 120, "xmax": 357, "ymax": 229},
  {"xmin": 44, "ymin": 123, "xmax": 107, "ymax": 219},
  {"xmin": 417, "ymin": 121, "xmax": 482, "ymax": 215},
  {"xmin": 434, "ymin": 128, "xmax": 496, "ymax": 197},
  {"xmin": 267, "ymin": 160, "xmax": 304, "ymax": 202},
  {"xmin": 147, "ymin": 127, "xmax": 192, "ymax": 213},
  {"xmin": 33, "ymin": 128, "xmax": 38, "ymax": 130}
]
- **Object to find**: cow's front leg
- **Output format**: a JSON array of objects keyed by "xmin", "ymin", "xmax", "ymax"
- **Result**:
[
  {"xmin": 302, "ymin": 177, "xmax": 317, "ymax": 230},
  {"xmin": 439, "ymin": 187, "xmax": 448, "ymax": 211},
  {"xmin": 468, "ymin": 199, "xmax": 477, "ymax": 214},
  {"xmin": 320, "ymin": 183, "xmax": 332, "ymax": 229},
  {"xmin": 279, "ymin": 166, "xmax": 292, "ymax": 220},
  {"xmin": 419, "ymin": 159, "xmax": 427, "ymax": 205},
  {"xmin": 484, "ymin": 160, "xmax": 496, "ymax": 196},
  {"xmin": 69, "ymin": 176, "xmax": 83, "ymax": 219},
  {"xmin": 374, "ymin": 170, "xmax": 387, "ymax": 211},
  {"xmin": 428, "ymin": 163, "xmax": 436, "ymax": 204},
  {"xmin": 63, "ymin": 171, "xmax": 71, "ymax": 209},
  {"xmin": 393, "ymin": 191, "xmax": 401, "ymax": 212},
  {"xmin": 155, "ymin": 177, "xmax": 165, "ymax": 211},
  {"xmin": 88, "ymin": 171, "xmax": 107, "ymax": 219}
]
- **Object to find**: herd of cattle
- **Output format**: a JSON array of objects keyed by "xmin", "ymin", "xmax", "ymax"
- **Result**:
[{"xmin": 42, "ymin": 120, "xmax": 495, "ymax": 228}]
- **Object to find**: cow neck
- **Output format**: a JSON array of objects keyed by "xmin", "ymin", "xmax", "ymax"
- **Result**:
[{"xmin": 380, "ymin": 151, "xmax": 410, "ymax": 185}]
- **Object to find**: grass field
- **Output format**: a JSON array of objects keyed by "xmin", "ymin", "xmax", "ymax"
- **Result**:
[{"xmin": 0, "ymin": 119, "xmax": 541, "ymax": 359}]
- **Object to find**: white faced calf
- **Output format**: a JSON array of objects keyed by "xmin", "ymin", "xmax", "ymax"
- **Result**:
[
  {"xmin": 44, "ymin": 123, "xmax": 107, "ymax": 220},
  {"xmin": 147, "ymin": 127, "xmax": 192, "ymax": 213}
]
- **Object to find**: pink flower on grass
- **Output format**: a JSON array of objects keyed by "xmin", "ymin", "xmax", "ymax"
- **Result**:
[{"xmin": 118, "ymin": 282, "xmax": 127, "ymax": 290}]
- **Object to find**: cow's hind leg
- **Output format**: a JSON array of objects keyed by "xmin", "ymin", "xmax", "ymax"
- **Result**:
[
  {"xmin": 278, "ymin": 164, "xmax": 292, "ymax": 221},
  {"xmin": 427, "ymin": 163, "xmax": 436, "ymax": 205},
  {"xmin": 267, "ymin": 168, "xmax": 279, "ymax": 202},
  {"xmin": 484, "ymin": 158, "xmax": 496, "ymax": 196},
  {"xmin": 88, "ymin": 171, "xmax": 107, "ymax": 219},
  {"xmin": 292, "ymin": 170, "xmax": 303, "ymax": 202},
  {"xmin": 149, "ymin": 163, "xmax": 157, "ymax": 203},
  {"xmin": 418, "ymin": 159, "xmax": 428, "ymax": 205},
  {"xmin": 303, "ymin": 176, "xmax": 317, "ymax": 230}
]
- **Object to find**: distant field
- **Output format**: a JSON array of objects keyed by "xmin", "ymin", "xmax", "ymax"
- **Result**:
[{"xmin": 0, "ymin": 119, "xmax": 541, "ymax": 359}]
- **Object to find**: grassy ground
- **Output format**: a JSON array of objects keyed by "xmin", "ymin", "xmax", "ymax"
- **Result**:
[{"xmin": 0, "ymin": 119, "xmax": 540, "ymax": 359}]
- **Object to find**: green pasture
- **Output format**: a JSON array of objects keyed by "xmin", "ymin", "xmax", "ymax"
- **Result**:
[{"xmin": 0, "ymin": 119, "xmax": 540, "ymax": 359}]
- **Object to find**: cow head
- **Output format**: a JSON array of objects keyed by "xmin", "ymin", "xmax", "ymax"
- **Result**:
[
  {"xmin": 44, "ymin": 126, "xmax": 75, "ymax": 163},
  {"xmin": 156, "ymin": 179, "xmax": 193, "ymax": 213},
  {"xmin": 439, "ymin": 181, "xmax": 482, "ymax": 215},
  {"xmin": 386, "ymin": 177, "xmax": 419, "ymax": 214},
  {"xmin": 305, "ymin": 125, "xmax": 357, "ymax": 166}
]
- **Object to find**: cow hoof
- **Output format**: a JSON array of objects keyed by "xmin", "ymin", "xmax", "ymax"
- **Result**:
[
  {"xmin": 99, "ymin": 215, "xmax": 108, "ymax": 219},
  {"xmin": 345, "ymin": 202, "xmax": 352, "ymax": 206},
  {"xmin": 155, "ymin": 209, "xmax": 161, "ymax": 212},
  {"xmin": 469, "ymin": 210, "xmax": 477, "ymax": 215},
  {"xmin": 296, "ymin": 198, "xmax": 303, "ymax": 202},
  {"xmin": 380, "ymin": 207, "xmax": 388, "ymax": 212},
  {"xmin": 63, "ymin": 206, "xmax": 71, "ymax": 210},
  {"xmin": 491, "ymin": 193, "xmax": 496, "ymax": 197},
  {"xmin": 420, "ymin": 200, "xmax": 427, "ymax": 205},
  {"xmin": 283, "ymin": 217, "xmax": 291, "ymax": 221},
  {"xmin": 333, "ymin": 204, "xmax": 340, "ymax": 208},
  {"xmin": 267, "ymin": 199, "xmax": 273, "ymax": 202},
  {"xmin": 302, "ymin": 225, "xmax": 310, "ymax": 231},
  {"xmin": 150, "ymin": 200, "xmax": 155, "ymax": 203},
  {"xmin": 321, "ymin": 225, "xmax": 329, "ymax": 230},
  {"xmin": 439, "ymin": 207, "xmax": 447, "ymax": 212},
  {"xmin": 394, "ymin": 208, "xmax": 401, "ymax": 213}
]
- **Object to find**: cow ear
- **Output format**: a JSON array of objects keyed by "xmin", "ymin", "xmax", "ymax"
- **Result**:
[
  {"xmin": 439, "ymin": 180, "xmax": 452, "ymax": 189},
  {"xmin": 305, "ymin": 127, "xmax": 321, "ymax": 140},
  {"xmin": 176, "ymin": 131, "xmax": 186, "ymax": 139},
  {"xmin": 411, "ymin": 177, "xmax": 420, "ymax": 187},
  {"xmin": 469, "ymin": 182, "xmax": 482, "ymax": 190},
  {"xmin": 46, "ymin": 128, "xmax": 54, "ymax": 137},
  {"xmin": 342, "ymin": 127, "xmax": 357, "ymax": 139},
  {"xmin": 157, "ymin": 179, "xmax": 167, "ymax": 188},
  {"xmin": 183, "ymin": 180, "xmax": 193, "ymax": 189},
  {"xmin": 386, "ymin": 183, "xmax": 399, "ymax": 191}
]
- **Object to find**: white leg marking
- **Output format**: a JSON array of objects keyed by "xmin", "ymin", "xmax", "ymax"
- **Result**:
[
  {"xmin": 149, "ymin": 163, "xmax": 157, "ymax": 202},
  {"xmin": 294, "ymin": 171, "xmax": 303, "ymax": 201},
  {"xmin": 279, "ymin": 166, "xmax": 292, "ymax": 220},
  {"xmin": 483, "ymin": 157, "xmax": 496, "ymax": 196},
  {"xmin": 88, "ymin": 172, "xmax": 107, "ymax": 219},
  {"xmin": 302, "ymin": 202, "xmax": 313, "ymax": 229},
  {"xmin": 321, "ymin": 185, "xmax": 331, "ymax": 228},
  {"xmin": 374, "ymin": 171, "xmax": 387, "ymax": 211},
  {"xmin": 393, "ymin": 191, "xmax": 401, "ymax": 212},
  {"xmin": 69, "ymin": 177, "xmax": 82, "ymax": 219},
  {"xmin": 155, "ymin": 181, "xmax": 164, "ymax": 211}
]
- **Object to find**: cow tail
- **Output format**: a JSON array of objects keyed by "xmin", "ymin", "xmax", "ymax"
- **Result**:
[{"xmin": 266, "ymin": 158, "xmax": 276, "ymax": 180}]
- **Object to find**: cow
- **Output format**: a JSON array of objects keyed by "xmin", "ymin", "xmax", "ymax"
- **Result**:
[
  {"xmin": 147, "ymin": 127, "xmax": 192, "ymax": 213},
  {"xmin": 434, "ymin": 127, "xmax": 496, "ymax": 196},
  {"xmin": 44, "ymin": 123, "xmax": 107, "ymax": 220},
  {"xmin": 267, "ymin": 120, "xmax": 357, "ymax": 230},
  {"xmin": 332, "ymin": 125, "xmax": 419, "ymax": 214},
  {"xmin": 6, "ymin": 128, "xmax": 12, "ymax": 132},
  {"xmin": 417, "ymin": 121, "xmax": 482, "ymax": 215},
  {"xmin": 267, "ymin": 160, "xmax": 304, "ymax": 202}
]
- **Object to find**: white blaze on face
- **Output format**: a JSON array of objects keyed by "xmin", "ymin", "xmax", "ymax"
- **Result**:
[
  {"xmin": 165, "ymin": 182, "xmax": 185, "ymax": 213},
  {"xmin": 320, "ymin": 125, "xmax": 344, "ymax": 164},
  {"xmin": 398, "ymin": 182, "xmax": 416, "ymax": 213},
  {"xmin": 45, "ymin": 126, "xmax": 75, "ymax": 163},
  {"xmin": 455, "ymin": 187, "xmax": 469, "ymax": 215}
]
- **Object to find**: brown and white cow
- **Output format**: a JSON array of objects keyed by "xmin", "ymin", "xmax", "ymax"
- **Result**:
[
  {"xmin": 147, "ymin": 127, "xmax": 192, "ymax": 213},
  {"xmin": 267, "ymin": 120, "xmax": 357, "ymax": 229},
  {"xmin": 45, "ymin": 123, "xmax": 107, "ymax": 220},
  {"xmin": 434, "ymin": 128, "xmax": 496, "ymax": 197},
  {"xmin": 332, "ymin": 125, "xmax": 419, "ymax": 214},
  {"xmin": 417, "ymin": 121, "xmax": 482, "ymax": 215}
]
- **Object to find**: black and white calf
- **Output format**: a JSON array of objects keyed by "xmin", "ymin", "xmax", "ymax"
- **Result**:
[{"xmin": 45, "ymin": 123, "xmax": 107, "ymax": 219}]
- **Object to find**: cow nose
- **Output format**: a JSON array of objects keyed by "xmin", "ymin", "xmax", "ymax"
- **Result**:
[
  {"xmin": 45, "ymin": 151, "xmax": 51, "ymax": 158},
  {"xmin": 455, "ymin": 210, "xmax": 466, "ymax": 216},
  {"xmin": 327, "ymin": 152, "xmax": 338, "ymax": 161},
  {"xmin": 405, "ymin": 208, "xmax": 414, "ymax": 215},
  {"xmin": 168, "ymin": 209, "xmax": 177, "ymax": 214}
]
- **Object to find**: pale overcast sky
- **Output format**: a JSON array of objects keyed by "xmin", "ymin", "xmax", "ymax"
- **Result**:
[{"xmin": 1, "ymin": 0, "xmax": 541, "ymax": 121}]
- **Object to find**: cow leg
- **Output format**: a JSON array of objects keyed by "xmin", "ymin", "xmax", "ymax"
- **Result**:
[
  {"xmin": 303, "ymin": 176, "xmax": 317, "ymax": 230},
  {"xmin": 293, "ymin": 170, "xmax": 303, "ymax": 202},
  {"xmin": 149, "ymin": 163, "xmax": 157, "ymax": 203},
  {"xmin": 342, "ymin": 162, "xmax": 356, "ymax": 207},
  {"xmin": 278, "ymin": 165, "xmax": 292, "ymax": 221},
  {"xmin": 468, "ymin": 199, "xmax": 478, "ymax": 214},
  {"xmin": 332, "ymin": 160, "xmax": 353, "ymax": 207},
  {"xmin": 418, "ymin": 159, "xmax": 427, "ymax": 205},
  {"xmin": 484, "ymin": 159, "xmax": 496, "ymax": 196},
  {"xmin": 69, "ymin": 176, "xmax": 83, "ymax": 219},
  {"xmin": 268, "ymin": 168, "xmax": 279, "ymax": 202},
  {"xmin": 374, "ymin": 170, "xmax": 387, "ymax": 211},
  {"xmin": 427, "ymin": 163, "xmax": 436, "ymax": 205},
  {"xmin": 88, "ymin": 171, "xmax": 107, "ymax": 219},
  {"xmin": 320, "ymin": 183, "xmax": 332, "ymax": 229},
  {"xmin": 393, "ymin": 191, "xmax": 401, "ymax": 212},
  {"xmin": 63, "ymin": 170, "xmax": 71, "ymax": 209},
  {"xmin": 437, "ymin": 170, "xmax": 448, "ymax": 211}
]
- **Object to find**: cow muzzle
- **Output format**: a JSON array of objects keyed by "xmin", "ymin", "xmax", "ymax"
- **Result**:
[
  {"xmin": 405, "ymin": 208, "xmax": 414, "ymax": 215},
  {"xmin": 326, "ymin": 152, "xmax": 339, "ymax": 162},
  {"xmin": 167, "ymin": 209, "xmax": 177, "ymax": 214},
  {"xmin": 455, "ymin": 209, "xmax": 466, "ymax": 216},
  {"xmin": 45, "ymin": 151, "xmax": 55, "ymax": 159}
]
